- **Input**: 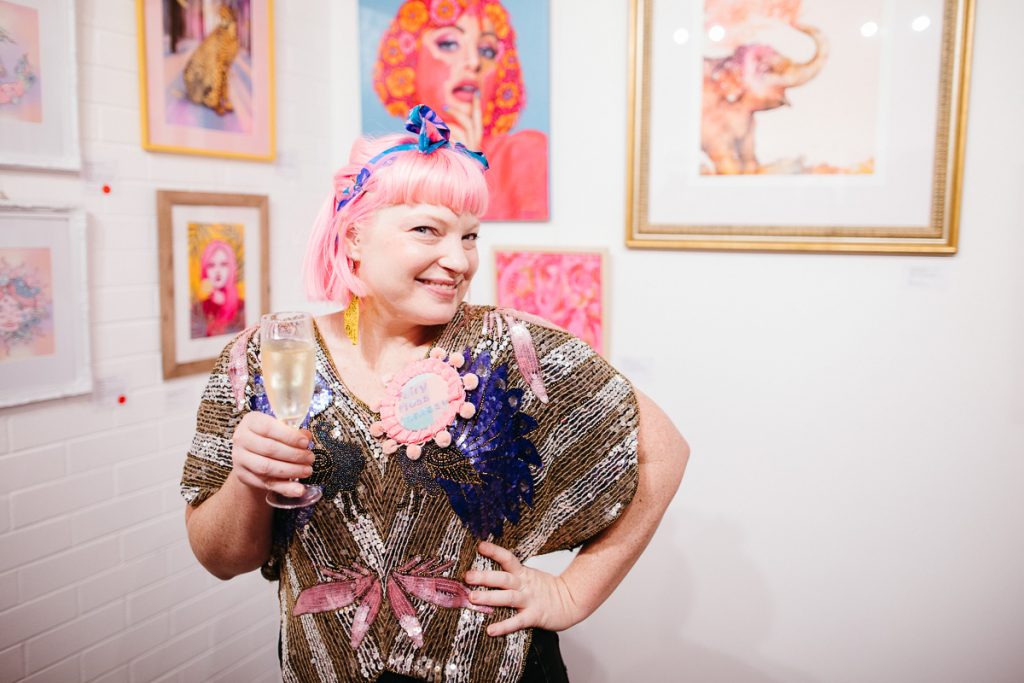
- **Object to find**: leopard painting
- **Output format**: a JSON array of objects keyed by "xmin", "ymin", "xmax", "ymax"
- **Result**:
[{"xmin": 182, "ymin": 4, "xmax": 240, "ymax": 116}]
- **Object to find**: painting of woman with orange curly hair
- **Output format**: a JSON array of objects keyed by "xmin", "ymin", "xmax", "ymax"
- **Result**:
[{"xmin": 360, "ymin": 0, "xmax": 549, "ymax": 221}]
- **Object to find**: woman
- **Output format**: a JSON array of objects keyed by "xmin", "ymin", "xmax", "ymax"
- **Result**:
[
  {"xmin": 181, "ymin": 106, "xmax": 688, "ymax": 682},
  {"xmin": 373, "ymin": 0, "xmax": 548, "ymax": 221},
  {"xmin": 191, "ymin": 238, "xmax": 244, "ymax": 338}
]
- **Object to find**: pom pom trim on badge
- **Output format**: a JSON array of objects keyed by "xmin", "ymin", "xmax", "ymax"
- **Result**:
[{"xmin": 369, "ymin": 348, "xmax": 480, "ymax": 460}]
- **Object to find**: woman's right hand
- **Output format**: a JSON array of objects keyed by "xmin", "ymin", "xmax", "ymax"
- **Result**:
[
  {"xmin": 230, "ymin": 411, "xmax": 314, "ymax": 498},
  {"xmin": 445, "ymin": 91, "xmax": 484, "ymax": 151}
]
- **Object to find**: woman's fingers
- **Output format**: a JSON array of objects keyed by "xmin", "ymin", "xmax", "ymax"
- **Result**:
[
  {"xmin": 444, "ymin": 97, "xmax": 482, "ymax": 149},
  {"xmin": 231, "ymin": 413, "xmax": 314, "ymax": 493},
  {"xmin": 486, "ymin": 613, "xmax": 527, "ymax": 638},
  {"xmin": 236, "ymin": 430, "xmax": 312, "ymax": 465},
  {"xmin": 471, "ymin": 90, "xmax": 482, "ymax": 138},
  {"xmin": 238, "ymin": 449, "xmax": 312, "ymax": 480},
  {"xmin": 476, "ymin": 541, "xmax": 522, "ymax": 572},
  {"xmin": 232, "ymin": 465, "xmax": 306, "ymax": 497},
  {"xmin": 444, "ymin": 107, "xmax": 472, "ymax": 136},
  {"xmin": 265, "ymin": 478, "xmax": 308, "ymax": 498},
  {"xmin": 465, "ymin": 569, "xmax": 518, "ymax": 590},
  {"xmin": 470, "ymin": 588, "xmax": 522, "ymax": 608},
  {"xmin": 242, "ymin": 412, "xmax": 311, "ymax": 450}
]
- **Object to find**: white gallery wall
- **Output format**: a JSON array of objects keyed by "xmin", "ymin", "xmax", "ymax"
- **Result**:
[{"xmin": 0, "ymin": 1, "xmax": 1021, "ymax": 682}]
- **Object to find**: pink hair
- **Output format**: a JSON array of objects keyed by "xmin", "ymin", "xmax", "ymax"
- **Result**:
[
  {"xmin": 200, "ymin": 240, "xmax": 241, "ymax": 332},
  {"xmin": 303, "ymin": 133, "xmax": 489, "ymax": 304}
]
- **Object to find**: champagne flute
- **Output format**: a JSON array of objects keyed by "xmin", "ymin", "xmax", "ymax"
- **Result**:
[{"xmin": 260, "ymin": 311, "xmax": 323, "ymax": 508}]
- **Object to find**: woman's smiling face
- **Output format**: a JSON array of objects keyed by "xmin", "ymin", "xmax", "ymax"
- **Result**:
[
  {"xmin": 349, "ymin": 203, "xmax": 480, "ymax": 326},
  {"xmin": 415, "ymin": 12, "xmax": 502, "ymax": 121},
  {"xmin": 204, "ymin": 247, "xmax": 233, "ymax": 291}
]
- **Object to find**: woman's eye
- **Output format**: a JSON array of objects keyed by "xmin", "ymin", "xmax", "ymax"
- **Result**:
[
  {"xmin": 463, "ymin": 233, "xmax": 479, "ymax": 242},
  {"xmin": 479, "ymin": 45, "xmax": 497, "ymax": 60},
  {"xmin": 413, "ymin": 225, "xmax": 438, "ymax": 235},
  {"xmin": 437, "ymin": 38, "xmax": 459, "ymax": 52}
]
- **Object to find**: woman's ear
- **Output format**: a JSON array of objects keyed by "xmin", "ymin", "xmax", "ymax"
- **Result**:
[{"xmin": 344, "ymin": 228, "xmax": 361, "ymax": 262}]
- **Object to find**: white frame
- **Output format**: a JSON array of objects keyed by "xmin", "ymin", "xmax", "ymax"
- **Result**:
[
  {"xmin": 0, "ymin": 0, "xmax": 81, "ymax": 170},
  {"xmin": 0, "ymin": 205, "xmax": 91, "ymax": 407}
]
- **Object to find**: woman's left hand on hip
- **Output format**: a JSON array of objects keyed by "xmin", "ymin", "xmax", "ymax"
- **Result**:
[{"xmin": 465, "ymin": 541, "xmax": 584, "ymax": 636}]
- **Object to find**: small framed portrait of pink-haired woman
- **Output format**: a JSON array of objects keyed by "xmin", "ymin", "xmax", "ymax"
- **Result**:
[
  {"xmin": 358, "ymin": 0, "xmax": 550, "ymax": 222},
  {"xmin": 136, "ymin": 0, "xmax": 275, "ymax": 161},
  {"xmin": 157, "ymin": 190, "xmax": 268, "ymax": 379},
  {"xmin": 627, "ymin": 0, "xmax": 974, "ymax": 254}
]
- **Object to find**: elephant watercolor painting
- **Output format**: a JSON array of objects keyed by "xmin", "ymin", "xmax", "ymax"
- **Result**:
[{"xmin": 700, "ymin": 0, "xmax": 879, "ymax": 175}]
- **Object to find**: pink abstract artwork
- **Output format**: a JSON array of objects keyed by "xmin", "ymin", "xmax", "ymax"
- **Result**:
[
  {"xmin": 0, "ymin": 0, "xmax": 43, "ymax": 123},
  {"xmin": 0, "ymin": 248, "xmax": 54, "ymax": 362},
  {"xmin": 495, "ymin": 249, "xmax": 605, "ymax": 355}
]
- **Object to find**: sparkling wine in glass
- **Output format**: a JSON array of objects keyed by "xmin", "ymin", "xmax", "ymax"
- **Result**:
[{"xmin": 260, "ymin": 311, "xmax": 323, "ymax": 508}]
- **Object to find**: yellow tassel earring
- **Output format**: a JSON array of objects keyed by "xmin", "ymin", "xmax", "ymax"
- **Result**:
[{"xmin": 343, "ymin": 296, "xmax": 360, "ymax": 346}]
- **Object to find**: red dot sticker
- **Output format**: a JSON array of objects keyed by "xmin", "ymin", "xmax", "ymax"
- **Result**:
[
  {"xmin": 117, "ymin": 395, "xmax": 126, "ymax": 404},
  {"xmin": 102, "ymin": 184, "xmax": 111, "ymax": 194}
]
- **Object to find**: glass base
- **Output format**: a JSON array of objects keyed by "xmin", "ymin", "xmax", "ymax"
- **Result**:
[{"xmin": 266, "ymin": 484, "xmax": 323, "ymax": 509}]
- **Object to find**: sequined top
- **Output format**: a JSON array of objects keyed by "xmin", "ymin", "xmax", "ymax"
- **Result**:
[{"xmin": 180, "ymin": 304, "xmax": 639, "ymax": 683}]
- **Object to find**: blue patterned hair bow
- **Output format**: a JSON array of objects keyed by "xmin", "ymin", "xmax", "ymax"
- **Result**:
[{"xmin": 336, "ymin": 105, "xmax": 489, "ymax": 212}]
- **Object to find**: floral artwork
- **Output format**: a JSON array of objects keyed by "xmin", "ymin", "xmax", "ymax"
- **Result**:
[
  {"xmin": 0, "ymin": 209, "xmax": 89, "ymax": 406},
  {"xmin": 0, "ymin": 248, "xmax": 54, "ymax": 362},
  {"xmin": 495, "ymin": 249, "xmax": 605, "ymax": 355},
  {"xmin": 187, "ymin": 222, "xmax": 246, "ymax": 339},
  {"xmin": 0, "ymin": 0, "xmax": 42, "ymax": 123},
  {"xmin": 701, "ymin": 0, "xmax": 879, "ymax": 175}
]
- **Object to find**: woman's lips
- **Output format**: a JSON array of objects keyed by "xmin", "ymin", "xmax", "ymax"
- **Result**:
[
  {"xmin": 417, "ymin": 278, "xmax": 460, "ymax": 301},
  {"xmin": 451, "ymin": 82, "xmax": 478, "ymax": 103}
]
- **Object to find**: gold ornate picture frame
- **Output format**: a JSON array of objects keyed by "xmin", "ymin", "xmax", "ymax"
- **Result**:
[{"xmin": 626, "ymin": 0, "xmax": 975, "ymax": 254}]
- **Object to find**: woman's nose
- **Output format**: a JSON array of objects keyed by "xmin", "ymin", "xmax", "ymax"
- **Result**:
[
  {"xmin": 464, "ymin": 45, "xmax": 481, "ymax": 72},
  {"xmin": 438, "ymin": 239, "xmax": 469, "ymax": 273}
]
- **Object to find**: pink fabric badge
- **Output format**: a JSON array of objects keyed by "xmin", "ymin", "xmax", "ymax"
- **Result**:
[{"xmin": 370, "ymin": 348, "xmax": 478, "ymax": 460}]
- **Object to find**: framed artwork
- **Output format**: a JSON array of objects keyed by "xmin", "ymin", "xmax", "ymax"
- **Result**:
[
  {"xmin": 626, "ymin": 0, "xmax": 975, "ymax": 254},
  {"xmin": 0, "ymin": 0, "xmax": 80, "ymax": 170},
  {"xmin": 157, "ymin": 190, "xmax": 268, "ymax": 379},
  {"xmin": 136, "ymin": 0, "xmax": 276, "ymax": 161},
  {"xmin": 0, "ymin": 206, "xmax": 91, "ymax": 407},
  {"xmin": 494, "ymin": 247, "xmax": 608, "ymax": 356},
  {"xmin": 358, "ymin": 0, "xmax": 551, "ymax": 221}
]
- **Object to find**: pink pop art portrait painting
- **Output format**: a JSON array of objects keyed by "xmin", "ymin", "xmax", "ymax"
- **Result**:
[{"xmin": 495, "ymin": 249, "xmax": 606, "ymax": 356}]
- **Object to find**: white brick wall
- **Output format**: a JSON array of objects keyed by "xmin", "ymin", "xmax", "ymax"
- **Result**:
[{"xmin": 0, "ymin": 2, "xmax": 337, "ymax": 680}]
